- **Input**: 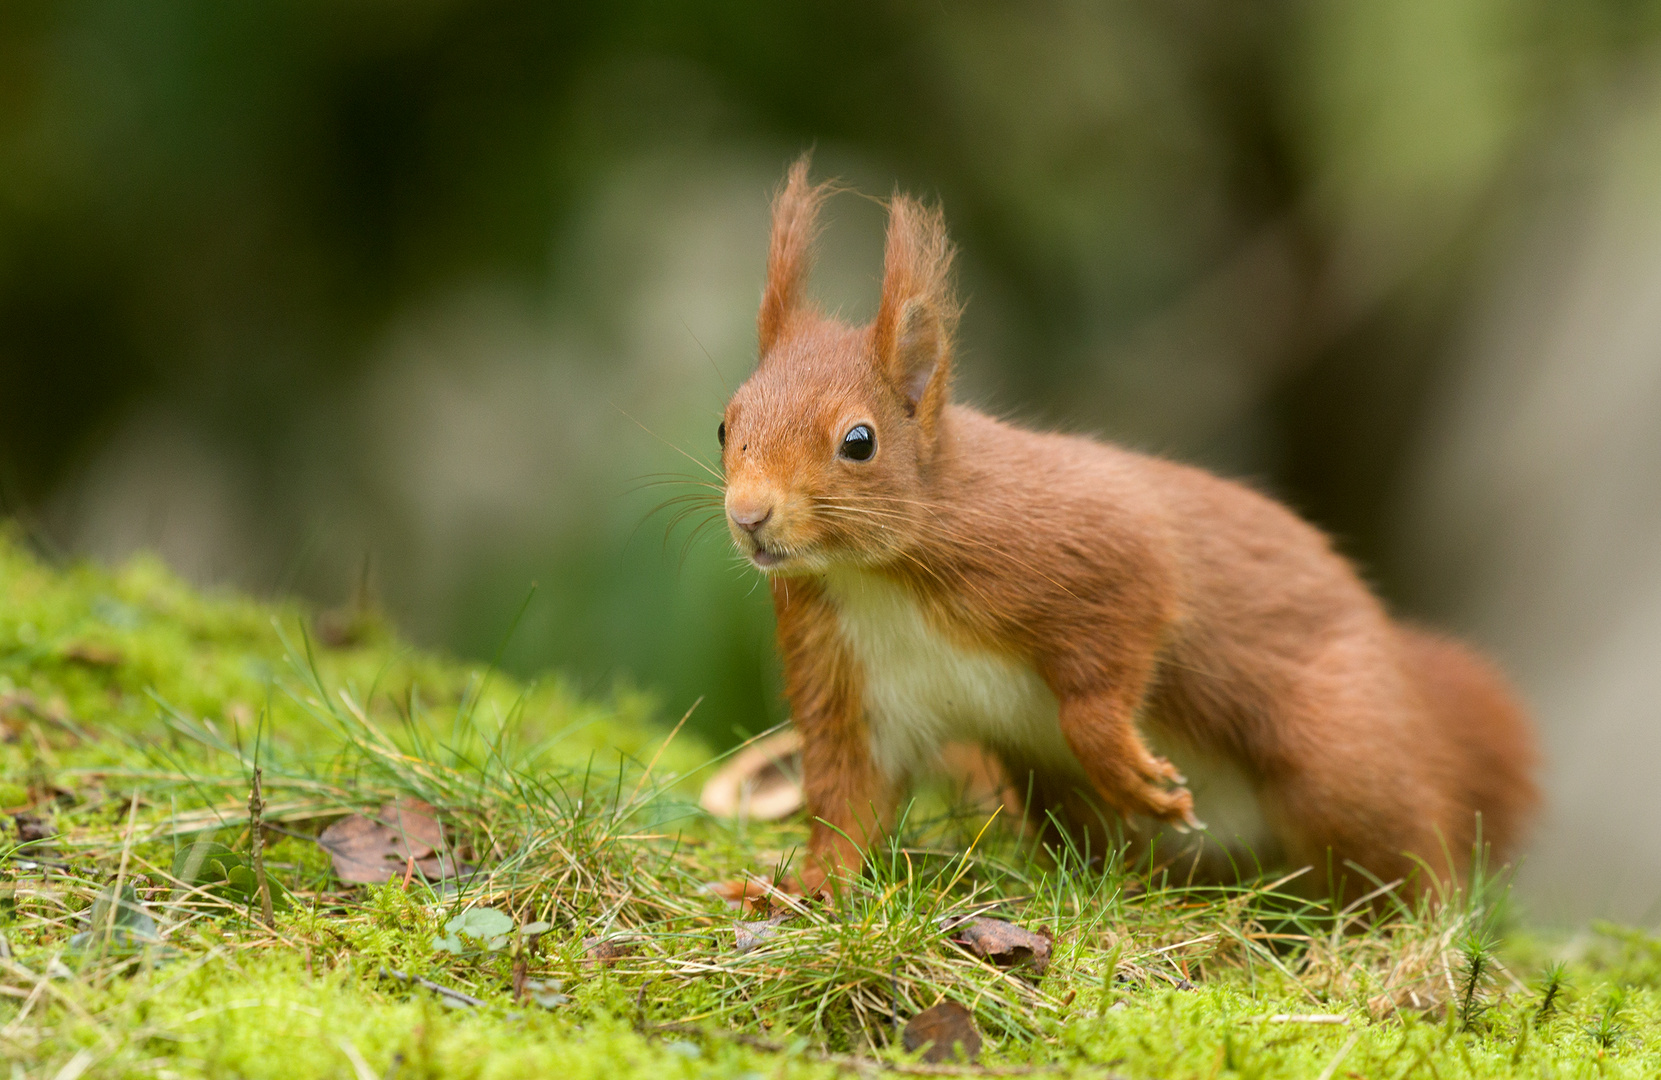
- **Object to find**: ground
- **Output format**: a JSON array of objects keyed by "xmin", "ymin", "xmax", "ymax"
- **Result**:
[{"xmin": 1, "ymin": 529, "xmax": 1656, "ymax": 1079}]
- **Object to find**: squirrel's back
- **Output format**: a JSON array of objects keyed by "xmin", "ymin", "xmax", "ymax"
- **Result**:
[{"xmin": 924, "ymin": 404, "xmax": 1541, "ymax": 877}]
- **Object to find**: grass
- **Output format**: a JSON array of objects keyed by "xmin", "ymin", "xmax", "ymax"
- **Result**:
[{"xmin": 2, "ymin": 529, "xmax": 1660, "ymax": 1078}]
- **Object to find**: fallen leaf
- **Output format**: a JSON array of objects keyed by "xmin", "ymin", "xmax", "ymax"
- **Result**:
[
  {"xmin": 382, "ymin": 798, "xmax": 444, "ymax": 853},
  {"xmin": 318, "ymin": 815, "xmax": 401, "ymax": 884},
  {"xmin": 706, "ymin": 874, "xmax": 808, "ymax": 916},
  {"xmin": 902, "ymin": 1001, "xmax": 981, "ymax": 1063},
  {"xmin": 942, "ymin": 916, "xmax": 1052, "ymax": 976},
  {"xmin": 12, "ymin": 813, "xmax": 54, "ymax": 844},
  {"xmin": 583, "ymin": 936, "xmax": 638, "ymax": 966},
  {"xmin": 317, "ymin": 798, "xmax": 455, "ymax": 884}
]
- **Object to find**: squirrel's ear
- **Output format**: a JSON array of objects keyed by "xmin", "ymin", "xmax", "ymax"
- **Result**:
[
  {"xmin": 758, "ymin": 155, "xmax": 831, "ymax": 356},
  {"xmin": 892, "ymin": 298, "xmax": 946, "ymax": 406},
  {"xmin": 874, "ymin": 195, "xmax": 959, "ymax": 427}
]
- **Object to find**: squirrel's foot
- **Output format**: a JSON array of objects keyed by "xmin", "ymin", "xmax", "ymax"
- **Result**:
[{"xmin": 1122, "ymin": 755, "xmax": 1202, "ymax": 832}]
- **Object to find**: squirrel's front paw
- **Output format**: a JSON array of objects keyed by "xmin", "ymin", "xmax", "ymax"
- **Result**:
[
  {"xmin": 1148, "ymin": 754, "xmax": 1188, "ymax": 788},
  {"xmin": 1134, "ymin": 781, "xmax": 1204, "ymax": 834}
]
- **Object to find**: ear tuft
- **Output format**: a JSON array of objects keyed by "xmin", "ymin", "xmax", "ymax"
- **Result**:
[
  {"xmin": 874, "ymin": 195, "xmax": 960, "ymax": 424},
  {"xmin": 758, "ymin": 154, "xmax": 834, "ymax": 356}
]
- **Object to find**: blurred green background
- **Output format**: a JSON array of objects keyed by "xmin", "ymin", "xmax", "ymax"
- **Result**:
[{"xmin": 6, "ymin": 0, "xmax": 1661, "ymax": 919}]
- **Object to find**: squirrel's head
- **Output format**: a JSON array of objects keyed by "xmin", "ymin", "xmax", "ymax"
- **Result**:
[{"xmin": 721, "ymin": 157, "xmax": 960, "ymax": 576}]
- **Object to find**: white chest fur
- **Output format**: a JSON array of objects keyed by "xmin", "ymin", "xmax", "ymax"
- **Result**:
[
  {"xmin": 820, "ymin": 568, "xmax": 1079, "ymax": 782},
  {"xmin": 818, "ymin": 567, "xmax": 1274, "ymax": 856}
]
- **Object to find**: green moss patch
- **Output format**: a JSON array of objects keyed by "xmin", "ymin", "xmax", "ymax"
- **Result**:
[{"xmin": 2, "ymin": 530, "xmax": 1657, "ymax": 1078}]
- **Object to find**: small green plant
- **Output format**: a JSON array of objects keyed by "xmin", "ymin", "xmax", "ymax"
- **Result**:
[
  {"xmin": 171, "ymin": 839, "xmax": 291, "ymax": 911},
  {"xmin": 1535, "ymin": 960, "xmax": 1567, "ymax": 1021},
  {"xmin": 433, "ymin": 906, "xmax": 516, "ymax": 954},
  {"xmin": 1455, "ymin": 929, "xmax": 1499, "ymax": 1032},
  {"xmin": 1586, "ymin": 986, "xmax": 1628, "ymax": 1051}
]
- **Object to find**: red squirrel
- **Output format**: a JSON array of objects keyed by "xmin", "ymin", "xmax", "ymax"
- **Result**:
[{"xmin": 718, "ymin": 158, "xmax": 1539, "ymax": 900}]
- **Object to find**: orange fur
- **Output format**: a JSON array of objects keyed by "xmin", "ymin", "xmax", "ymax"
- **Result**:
[{"xmin": 720, "ymin": 157, "xmax": 1540, "ymax": 899}]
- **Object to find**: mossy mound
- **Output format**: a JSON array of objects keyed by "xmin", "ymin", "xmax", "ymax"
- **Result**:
[{"xmin": 3, "ymin": 530, "xmax": 1660, "ymax": 1079}]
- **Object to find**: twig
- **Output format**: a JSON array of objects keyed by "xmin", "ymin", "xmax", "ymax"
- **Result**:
[
  {"xmin": 379, "ymin": 967, "xmax": 486, "ymax": 1008},
  {"xmin": 249, "ymin": 767, "xmax": 276, "ymax": 927}
]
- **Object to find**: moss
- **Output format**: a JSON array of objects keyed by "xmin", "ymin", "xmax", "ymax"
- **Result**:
[
  {"xmin": 0, "ymin": 525, "xmax": 687, "ymax": 784},
  {"xmin": 4, "ymin": 529, "xmax": 1661, "ymax": 1078}
]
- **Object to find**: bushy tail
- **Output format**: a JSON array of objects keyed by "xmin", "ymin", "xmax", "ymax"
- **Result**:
[{"xmin": 1399, "ymin": 627, "xmax": 1541, "ymax": 864}]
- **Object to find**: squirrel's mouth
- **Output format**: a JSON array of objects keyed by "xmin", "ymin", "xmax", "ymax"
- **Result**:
[{"xmin": 750, "ymin": 544, "xmax": 786, "ymax": 569}]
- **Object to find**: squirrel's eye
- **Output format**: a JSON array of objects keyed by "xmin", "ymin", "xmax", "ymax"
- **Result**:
[
  {"xmin": 717, "ymin": 422, "xmax": 726, "ymax": 448},
  {"xmin": 840, "ymin": 424, "xmax": 875, "ymax": 462}
]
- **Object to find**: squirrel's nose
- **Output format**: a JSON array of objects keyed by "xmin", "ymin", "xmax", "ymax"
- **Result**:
[{"xmin": 728, "ymin": 502, "xmax": 774, "ymax": 534}]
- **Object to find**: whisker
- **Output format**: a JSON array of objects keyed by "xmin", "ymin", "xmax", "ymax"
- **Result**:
[
  {"xmin": 625, "ymin": 477, "xmax": 725, "ymax": 496},
  {"xmin": 682, "ymin": 318, "xmax": 733, "ymax": 397},
  {"xmin": 632, "ymin": 494, "xmax": 721, "ymax": 540},
  {"xmin": 664, "ymin": 505, "xmax": 722, "ymax": 539},
  {"xmin": 650, "ymin": 494, "xmax": 725, "ymax": 517},
  {"xmin": 676, "ymin": 515, "xmax": 726, "ymax": 573},
  {"xmin": 628, "ymin": 470, "xmax": 723, "ymax": 483},
  {"xmin": 613, "ymin": 404, "xmax": 725, "ymax": 482},
  {"xmin": 627, "ymin": 488, "xmax": 724, "ymax": 554},
  {"xmin": 812, "ymin": 496, "xmax": 1084, "ymax": 603}
]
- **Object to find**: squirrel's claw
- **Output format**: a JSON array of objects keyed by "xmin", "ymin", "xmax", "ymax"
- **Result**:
[{"xmin": 1168, "ymin": 806, "xmax": 1206, "ymax": 834}]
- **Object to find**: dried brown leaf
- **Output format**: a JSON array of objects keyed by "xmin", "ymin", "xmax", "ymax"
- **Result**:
[
  {"xmin": 583, "ymin": 936, "xmax": 638, "ymax": 966},
  {"xmin": 12, "ymin": 813, "xmax": 54, "ymax": 844},
  {"xmin": 380, "ymin": 798, "xmax": 443, "ymax": 855},
  {"xmin": 317, "ymin": 798, "xmax": 452, "ymax": 884},
  {"xmin": 902, "ymin": 1001, "xmax": 981, "ymax": 1063},
  {"xmin": 318, "ymin": 816, "xmax": 399, "ymax": 884},
  {"xmin": 944, "ymin": 916, "xmax": 1052, "ymax": 976}
]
